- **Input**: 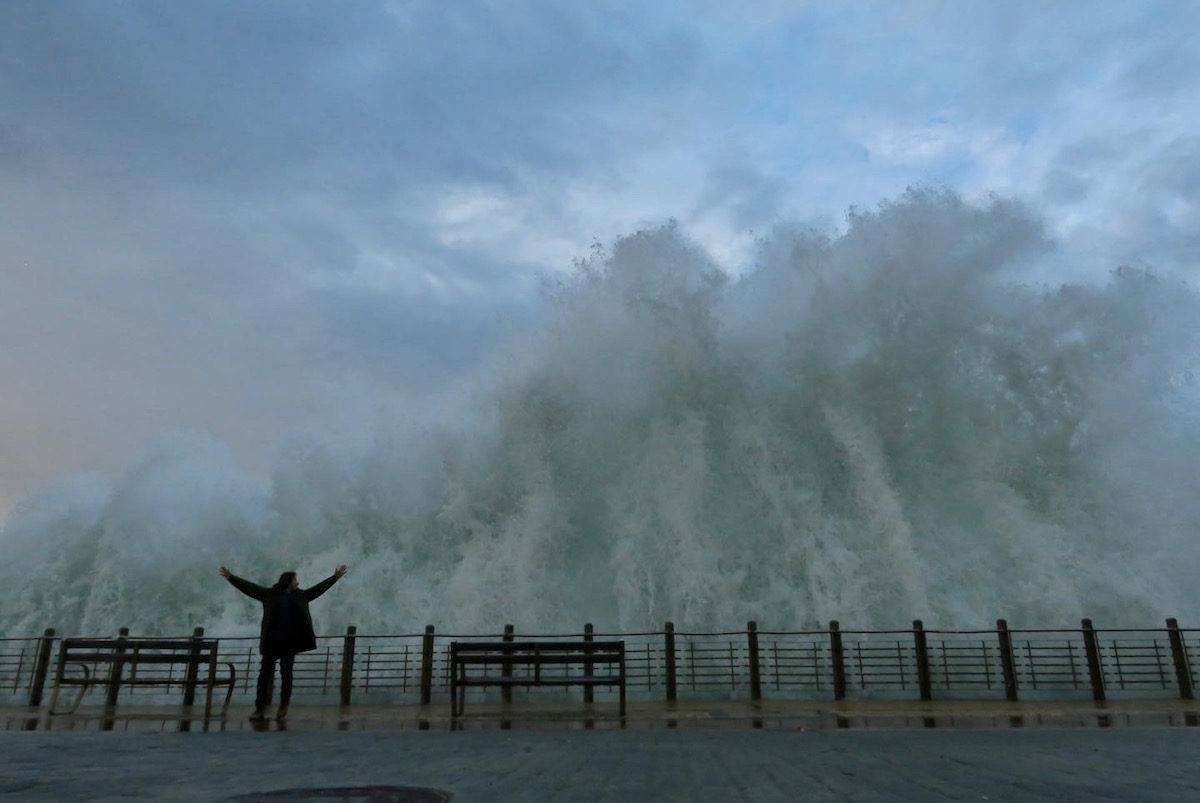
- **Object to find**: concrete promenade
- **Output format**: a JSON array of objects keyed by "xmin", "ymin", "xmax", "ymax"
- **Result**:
[{"xmin": 3, "ymin": 700, "xmax": 1200, "ymax": 801}]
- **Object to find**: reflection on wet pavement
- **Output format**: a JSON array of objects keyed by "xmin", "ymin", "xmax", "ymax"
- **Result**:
[{"xmin": 5, "ymin": 698, "xmax": 1200, "ymax": 733}]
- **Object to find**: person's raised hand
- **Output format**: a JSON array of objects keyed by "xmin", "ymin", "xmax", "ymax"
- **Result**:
[
  {"xmin": 219, "ymin": 566, "xmax": 231, "ymax": 579},
  {"xmin": 334, "ymin": 565, "xmax": 348, "ymax": 578}
]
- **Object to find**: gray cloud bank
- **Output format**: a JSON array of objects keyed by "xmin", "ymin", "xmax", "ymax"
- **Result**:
[{"xmin": 1, "ymin": 0, "xmax": 1197, "ymax": 516}]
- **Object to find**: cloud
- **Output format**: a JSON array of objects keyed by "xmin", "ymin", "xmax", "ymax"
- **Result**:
[
  {"xmin": 862, "ymin": 121, "xmax": 961, "ymax": 164},
  {"xmin": 0, "ymin": 0, "xmax": 1198, "ymax": 518},
  {"xmin": 692, "ymin": 159, "xmax": 786, "ymax": 231},
  {"xmin": 0, "ymin": 0, "xmax": 703, "ymax": 508}
]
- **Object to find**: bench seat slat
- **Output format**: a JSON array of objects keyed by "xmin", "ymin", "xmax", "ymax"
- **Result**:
[
  {"xmin": 56, "ymin": 667, "xmax": 234, "ymax": 681},
  {"xmin": 453, "ymin": 654, "xmax": 622, "ymax": 665},
  {"xmin": 55, "ymin": 676, "xmax": 234, "ymax": 687},
  {"xmin": 452, "ymin": 642, "xmax": 623, "ymax": 648},
  {"xmin": 458, "ymin": 675, "xmax": 622, "ymax": 686}
]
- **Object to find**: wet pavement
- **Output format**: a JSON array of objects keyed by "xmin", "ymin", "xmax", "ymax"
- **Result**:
[
  {"xmin": 3, "ymin": 699, "xmax": 1200, "ymax": 800},
  {"xmin": 7, "ymin": 696, "xmax": 1200, "ymax": 733}
]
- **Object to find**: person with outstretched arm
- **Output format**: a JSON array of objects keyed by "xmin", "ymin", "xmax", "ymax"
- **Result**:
[{"xmin": 220, "ymin": 564, "xmax": 348, "ymax": 721}]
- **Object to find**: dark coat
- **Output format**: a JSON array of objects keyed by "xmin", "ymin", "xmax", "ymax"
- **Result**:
[{"xmin": 225, "ymin": 572, "xmax": 340, "ymax": 654}]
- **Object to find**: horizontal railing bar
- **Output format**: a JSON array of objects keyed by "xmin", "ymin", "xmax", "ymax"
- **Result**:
[
  {"xmin": 6, "ymin": 627, "xmax": 1198, "ymax": 641},
  {"xmin": 5, "ymin": 623, "xmax": 1197, "ymax": 713}
]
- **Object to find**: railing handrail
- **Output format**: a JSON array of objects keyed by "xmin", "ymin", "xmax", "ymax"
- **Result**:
[
  {"xmin": 5, "ymin": 618, "xmax": 1197, "ymax": 712},
  {"xmin": 6, "ymin": 623, "xmax": 1199, "ymax": 641}
]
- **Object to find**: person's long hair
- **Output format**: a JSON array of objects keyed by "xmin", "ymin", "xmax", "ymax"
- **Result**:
[{"xmin": 272, "ymin": 571, "xmax": 297, "ymax": 592}]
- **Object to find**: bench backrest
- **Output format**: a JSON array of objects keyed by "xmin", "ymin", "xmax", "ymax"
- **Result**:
[
  {"xmin": 450, "ymin": 641, "xmax": 625, "ymax": 669},
  {"xmin": 60, "ymin": 638, "xmax": 220, "ymax": 664}
]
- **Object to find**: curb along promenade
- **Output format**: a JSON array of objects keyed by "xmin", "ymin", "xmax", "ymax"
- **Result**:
[{"xmin": 3, "ymin": 717, "xmax": 1200, "ymax": 801}]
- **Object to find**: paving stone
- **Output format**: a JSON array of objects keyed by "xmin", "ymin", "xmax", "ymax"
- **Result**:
[{"xmin": 3, "ymin": 727, "xmax": 1200, "ymax": 801}]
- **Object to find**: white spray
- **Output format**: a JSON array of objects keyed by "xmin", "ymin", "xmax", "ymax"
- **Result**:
[{"xmin": 2, "ymin": 188, "xmax": 1198, "ymax": 638}]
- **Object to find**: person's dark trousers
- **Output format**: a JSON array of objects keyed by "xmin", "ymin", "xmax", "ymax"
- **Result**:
[{"xmin": 255, "ymin": 648, "xmax": 297, "ymax": 710}]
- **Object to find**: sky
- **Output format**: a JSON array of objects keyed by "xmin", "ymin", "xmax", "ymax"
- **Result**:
[{"xmin": 1, "ymin": 0, "xmax": 1197, "ymax": 518}]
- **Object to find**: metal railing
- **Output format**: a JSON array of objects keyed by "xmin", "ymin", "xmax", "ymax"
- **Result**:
[{"xmin": 3, "ymin": 617, "xmax": 1197, "ymax": 710}]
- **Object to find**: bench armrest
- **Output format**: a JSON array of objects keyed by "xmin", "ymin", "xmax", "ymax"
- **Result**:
[{"xmin": 48, "ymin": 663, "xmax": 93, "ymax": 715}]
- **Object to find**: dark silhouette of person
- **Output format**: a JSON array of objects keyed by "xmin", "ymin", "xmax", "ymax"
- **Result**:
[{"xmin": 220, "ymin": 564, "xmax": 348, "ymax": 721}]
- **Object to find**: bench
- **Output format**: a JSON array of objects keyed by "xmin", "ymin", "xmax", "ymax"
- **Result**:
[
  {"xmin": 449, "ymin": 640, "xmax": 625, "ymax": 718},
  {"xmin": 48, "ymin": 637, "xmax": 237, "ymax": 724}
]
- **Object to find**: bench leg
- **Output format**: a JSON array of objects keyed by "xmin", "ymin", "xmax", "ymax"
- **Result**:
[
  {"xmin": 202, "ymin": 679, "xmax": 215, "ymax": 732},
  {"xmin": 219, "ymin": 664, "xmax": 236, "ymax": 717},
  {"xmin": 46, "ymin": 683, "xmax": 62, "ymax": 716}
]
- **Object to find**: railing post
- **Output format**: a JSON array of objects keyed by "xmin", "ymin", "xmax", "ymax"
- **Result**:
[
  {"xmin": 1081, "ymin": 618, "xmax": 1106, "ymax": 702},
  {"xmin": 664, "ymin": 622, "xmax": 677, "ymax": 703},
  {"xmin": 339, "ymin": 625, "xmax": 357, "ymax": 707},
  {"xmin": 583, "ymin": 623, "xmax": 594, "ymax": 704},
  {"xmin": 747, "ymin": 621, "xmax": 762, "ymax": 702},
  {"xmin": 182, "ymin": 626, "xmax": 204, "ymax": 708},
  {"xmin": 501, "ymin": 624, "xmax": 515, "ymax": 704},
  {"xmin": 913, "ymin": 619, "xmax": 932, "ymax": 701},
  {"xmin": 997, "ymin": 619, "xmax": 1019, "ymax": 702},
  {"xmin": 105, "ymin": 627, "xmax": 130, "ymax": 709},
  {"xmin": 28, "ymin": 628, "xmax": 56, "ymax": 708},
  {"xmin": 1166, "ymin": 617, "xmax": 1194, "ymax": 700},
  {"xmin": 419, "ymin": 625, "xmax": 435, "ymax": 705},
  {"xmin": 829, "ymin": 620, "xmax": 846, "ymax": 701}
]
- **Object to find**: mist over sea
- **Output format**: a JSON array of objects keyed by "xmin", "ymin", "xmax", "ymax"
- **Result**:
[{"xmin": 2, "ymin": 188, "xmax": 1198, "ymax": 639}]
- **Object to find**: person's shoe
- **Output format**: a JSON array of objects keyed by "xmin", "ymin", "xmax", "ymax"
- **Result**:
[
  {"xmin": 275, "ymin": 704, "xmax": 289, "ymax": 721},
  {"xmin": 248, "ymin": 708, "xmax": 268, "ymax": 722}
]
